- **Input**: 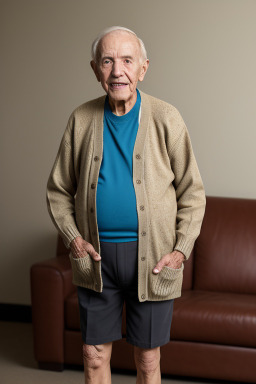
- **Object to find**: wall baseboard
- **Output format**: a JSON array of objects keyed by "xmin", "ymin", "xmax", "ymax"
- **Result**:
[{"xmin": 0, "ymin": 303, "xmax": 32, "ymax": 322}]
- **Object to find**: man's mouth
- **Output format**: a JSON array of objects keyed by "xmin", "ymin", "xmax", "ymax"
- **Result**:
[{"xmin": 109, "ymin": 83, "xmax": 128, "ymax": 89}]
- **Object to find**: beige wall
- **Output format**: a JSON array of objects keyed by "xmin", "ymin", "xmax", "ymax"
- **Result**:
[{"xmin": 1, "ymin": 0, "xmax": 255, "ymax": 305}]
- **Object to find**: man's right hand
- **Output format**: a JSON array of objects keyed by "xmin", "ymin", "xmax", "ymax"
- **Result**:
[{"xmin": 70, "ymin": 236, "xmax": 101, "ymax": 261}]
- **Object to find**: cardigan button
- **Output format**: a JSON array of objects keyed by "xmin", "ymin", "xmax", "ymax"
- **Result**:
[
  {"xmin": 141, "ymin": 231, "xmax": 146, "ymax": 236},
  {"xmin": 141, "ymin": 257, "xmax": 145, "ymax": 261},
  {"xmin": 136, "ymin": 154, "xmax": 141, "ymax": 159},
  {"xmin": 91, "ymin": 183, "xmax": 96, "ymax": 189},
  {"xmin": 136, "ymin": 180, "xmax": 141, "ymax": 184},
  {"xmin": 94, "ymin": 156, "xmax": 99, "ymax": 161},
  {"xmin": 141, "ymin": 294, "xmax": 145, "ymax": 300},
  {"xmin": 90, "ymin": 208, "xmax": 94, "ymax": 213},
  {"xmin": 140, "ymin": 205, "xmax": 144, "ymax": 211}
]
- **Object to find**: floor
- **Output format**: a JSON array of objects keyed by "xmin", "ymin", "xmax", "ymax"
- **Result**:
[{"xmin": 0, "ymin": 321, "xmax": 231, "ymax": 384}]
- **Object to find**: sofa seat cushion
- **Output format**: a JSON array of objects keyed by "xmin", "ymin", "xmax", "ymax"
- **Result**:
[{"xmin": 171, "ymin": 290, "xmax": 256, "ymax": 348}]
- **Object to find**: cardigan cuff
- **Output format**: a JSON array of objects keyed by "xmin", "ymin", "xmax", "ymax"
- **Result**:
[
  {"xmin": 62, "ymin": 224, "xmax": 83, "ymax": 249},
  {"xmin": 174, "ymin": 235, "xmax": 195, "ymax": 261}
]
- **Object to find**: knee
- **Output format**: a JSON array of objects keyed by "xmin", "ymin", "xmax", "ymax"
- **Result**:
[
  {"xmin": 134, "ymin": 346, "xmax": 161, "ymax": 375},
  {"xmin": 83, "ymin": 343, "xmax": 111, "ymax": 370}
]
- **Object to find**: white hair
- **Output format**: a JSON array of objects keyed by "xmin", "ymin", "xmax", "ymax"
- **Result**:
[{"xmin": 91, "ymin": 26, "xmax": 148, "ymax": 63}]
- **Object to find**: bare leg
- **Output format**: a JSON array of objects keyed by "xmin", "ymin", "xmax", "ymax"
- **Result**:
[
  {"xmin": 134, "ymin": 346, "xmax": 161, "ymax": 384},
  {"xmin": 83, "ymin": 342, "xmax": 112, "ymax": 384}
]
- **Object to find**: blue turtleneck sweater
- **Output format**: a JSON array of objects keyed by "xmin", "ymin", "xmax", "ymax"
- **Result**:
[{"xmin": 96, "ymin": 89, "xmax": 141, "ymax": 242}]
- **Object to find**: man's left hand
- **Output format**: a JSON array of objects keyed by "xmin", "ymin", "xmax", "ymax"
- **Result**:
[{"xmin": 152, "ymin": 250, "xmax": 185, "ymax": 274}]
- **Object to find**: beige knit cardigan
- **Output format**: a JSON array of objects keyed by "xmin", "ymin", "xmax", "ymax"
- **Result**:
[{"xmin": 46, "ymin": 90, "xmax": 206, "ymax": 302}]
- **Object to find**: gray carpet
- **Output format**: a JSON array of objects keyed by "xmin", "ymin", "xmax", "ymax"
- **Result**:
[{"xmin": 0, "ymin": 321, "xmax": 222, "ymax": 384}]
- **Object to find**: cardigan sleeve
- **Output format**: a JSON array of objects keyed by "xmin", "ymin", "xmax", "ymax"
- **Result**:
[
  {"xmin": 168, "ymin": 116, "xmax": 206, "ymax": 260},
  {"xmin": 46, "ymin": 114, "xmax": 82, "ymax": 249}
]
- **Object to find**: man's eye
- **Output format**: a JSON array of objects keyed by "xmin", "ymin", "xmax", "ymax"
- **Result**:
[
  {"xmin": 103, "ymin": 60, "xmax": 111, "ymax": 65},
  {"xmin": 125, "ymin": 59, "xmax": 131, "ymax": 64}
]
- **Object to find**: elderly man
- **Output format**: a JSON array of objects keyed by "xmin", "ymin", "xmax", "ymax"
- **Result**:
[{"xmin": 46, "ymin": 26, "xmax": 206, "ymax": 384}]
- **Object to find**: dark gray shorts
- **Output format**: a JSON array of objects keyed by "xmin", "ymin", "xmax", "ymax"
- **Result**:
[{"xmin": 77, "ymin": 240, "xmax": 174, "ymax": 349}]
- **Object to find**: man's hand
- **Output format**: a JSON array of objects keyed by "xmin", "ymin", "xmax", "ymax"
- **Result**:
[
  {"xmin": 70, "ymin": 236, "xmax": 101, "ymax": 261},
  {"xmin": 152, "ymin": 250, "xmax": 185, "ymax": 274}
]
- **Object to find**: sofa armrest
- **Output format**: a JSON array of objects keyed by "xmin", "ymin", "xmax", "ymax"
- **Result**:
[{"xmin": 30, "ymin": 256, "xmax": 75, "ymax": 370}]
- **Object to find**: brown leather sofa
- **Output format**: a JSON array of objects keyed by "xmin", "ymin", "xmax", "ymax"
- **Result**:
[{"xmin": 30, "ymin": 196, "xmax": 256, "ymax": 383}]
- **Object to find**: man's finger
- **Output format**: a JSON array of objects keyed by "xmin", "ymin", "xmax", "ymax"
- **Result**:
[
  {"xmin": 82, "ymin": 242, "xmax": 101, "ymax": 261},
  {"xmin": 152, "ymin": 257, "xmax": 169, "ymax": 274},
  {"xmin": 89, "ymin": 250, "xmax": 101, "ymax": 261}
]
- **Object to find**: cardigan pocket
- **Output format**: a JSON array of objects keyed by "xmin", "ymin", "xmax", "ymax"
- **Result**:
[
  {"xmin": 151, "ymin": 263, "xmax": 184, "ymax": 298},
  {"xmin": 69, "ymin": 252, "xmax": 94, "ymax": 286}
]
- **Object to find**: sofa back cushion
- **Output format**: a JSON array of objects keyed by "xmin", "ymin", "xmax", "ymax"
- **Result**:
[
  {"xmin": 182, "ymin": 249, "xmax": 194, "ymax": 290},
  {"xmin": 193, "ymin": 196, "xmax": 256, "ymax": 294}
]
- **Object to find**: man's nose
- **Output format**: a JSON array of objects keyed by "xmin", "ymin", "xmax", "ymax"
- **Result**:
[{"xmin": 111, "ymin": 61, "xmax": 123, "ymax": 77}]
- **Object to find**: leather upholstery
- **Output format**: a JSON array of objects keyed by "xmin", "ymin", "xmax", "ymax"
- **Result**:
[
  {"xmin": 171, "ymin": 290, "xmax": 256, "ymax": 347},
  {"xmin": 194, "ymin": 197, "xmax": 256, "ymax": 293},
  {"xmin": 31, "ymin": 196, "xmax": 256, "ymax": 382}
]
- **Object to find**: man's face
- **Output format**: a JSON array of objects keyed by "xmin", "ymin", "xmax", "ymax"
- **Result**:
[{"xmin": 91, "ymin": 31, "xmax": 149, "ymax": 107}]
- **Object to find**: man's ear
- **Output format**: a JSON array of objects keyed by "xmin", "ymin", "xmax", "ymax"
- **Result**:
[
  {"xmin": 138, "ymin": 59, "xmax": 149, "ymax": 82},
  {"xmin": 90, "ymin": 60, "xmax": 101, "ymax": 82}
]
